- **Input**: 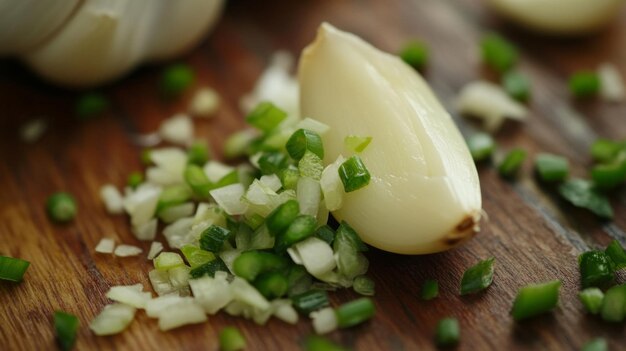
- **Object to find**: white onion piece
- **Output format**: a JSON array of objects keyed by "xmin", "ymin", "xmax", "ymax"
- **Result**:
[
  {"xmin": 20, "ymin": 118, "xmax": 47, "ymax": 143},
  {"xmin": 114, "ymin": 245, "xmax": 143, "ymax": 257},
  {"xmin": 123, "ymin": 183, "xmax": 161, "ymax": 226},
  {"xmin": 157, "ymin": 299, "xmax": 207, "ymax": 331},
  {"xmin": 295, "ymin": 118, "xmax": 330, "ymax": 136},
  {"xmin": 204, "ymin": 161, "xmax": 235, "ymax": 183},
  {"xmin": 320, "ymin": 155, "xmax": 345, "ymax": 211},
  {"xmin": 162, "ymin": 217, "xmax": 195, "ymax": 249},
  {"xmin": 89, "ymin": 303, "xmax": 136, "ymax": 336},
  {"xmin": 159, "ymin": 202, "xmax": 196, "ymax": 223},
  {"xmin": 147, "ymin": 241, "xmax": 164, "ymax": 260},
  {"xmin": 599, "ymin": 63, "xmax": 625, "ymax": 102},
  {"xmin": 145, "ymin": 295, "xmax": 192, "ymax": 318},
  {"xmin": 132, "ymin": 218, "xmax": 157, "ymax": 241},
  {"xmin": 100, "ymin": 184, "xmax": 124, "ymax": 214},
  {"xmin": 230, "ymin": 277, "xmax": 270, "ymax": 310},
  {"xmin": 210, "ymin": 184, "xmax": 248, "ymax": 215},
  {"xmin": 159, "ymin": 113, "xmax": 193, "ymax": 146},
  {"xmin": 457, "ymin": 80, "xmax": 527, "ymax": 132},
  {"xmin": 149, "ymin": 269, "xmax": 176, "ymax": 296},
  {"xmin": 297, "ymin": 177, "xmax": 321, "ymax": 217},
  {"xmin": 259, "ymin": 174, "xmax": 282, "ymax": 192},
  {"xmin": 190, "ymin": 275, "xmax": 233, "ymax": 314},
  {"xmin": 294, "ymin": 237, "xmax": 336, "ymax": 278},
  {"xmin": 189, "ymin": 87, "xmax": 220, "ymax": 117},
  {"xmin": 272, "ymin": 299, "xmax": 298, "ymax": 324},
  {"xmin": 218, "ymin": 250, "xmax": 242, "ymax": 274},
  {"xmin": 168, "ymin": 266, "xmax": 191, "ymax": 289},
  {"xmin": 95, "ymin": 238, "xmax": 115, "ymax": 254},
  {"xmin": 106, "ymin": 284, "xmax": 151, "ymax": 309},
  {"xmin": 310, "ymin": 307, "xmax": 338, "ymax": 334}
]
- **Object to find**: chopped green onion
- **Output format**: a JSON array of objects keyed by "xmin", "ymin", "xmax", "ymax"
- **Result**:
[
  {"xmin": 511, "ymin": 280, "xmax": 561, "ymax": 320},
  {"xmin": 265, "ymin": 199, "xmax": 300, "ymax": 235},
  {"xmin": 467, "ymin": 133, "xmax": 495, "ymax": 162},
  {"xmin": 154, "ymin": 252, "xmax": 185, "ymax": 271},
  {"xmin": 219, "ymin": 326, "xmax": 246, "ymax": 351},
  {"xmin": 258, "ymin": 151, "xmax": 289, "ymax": 175},
  {"xmin": 0, "ymin": 255, "xmax": 30, "ymax": 282},
  {"xmin": 335, "ymin": 221, "xmax": 368, "ymax": 252},
  {"xmin": 127, "ymin": 172, "xmax": 143, "ymax": 189},
  {"xmin": 246, "ymin": 101, "xmax": 287, "ymax": 133},
  {"xmin": 338, "ymin": 155, "xmax": 371, "ymax": 192},
  {"xmin": 344, "ymin": 135, "xmax": 373, "ymax": 153},
  {"xmin": 199, "ymin": 225, "xmax": 231, "ymax": 252},
  {"xmin": 605, "ymin": 240, "xmax": 626, "ymax": 270},
  {"xmin": 579, "ymin": 251, "xmax": 615, "ymax": 288},
  {"xmin": 46, "ymin": 192, "xmax": 77, "ymax": 223},
  {"xmin": 287, "ymin": 265, "xmax": 313, "ymax": 297},
  {"xmin": 569, "ymin": 71, "xmax": 600, "ymax": 98},
  {"xmin": 558, "ymin": 179, "xmax": 613, "ymax": 219},
  {"xmin": 353, "ymin": 275, "xmax": 375, "ymax": 296},
  {"xmin": 280, "ymin": 166, "xmax": 300, "ymax": 190},
  {"xmin": 141, "ymin": 149, "xmax": 153, "ymax": 165},
  {"xmin": 187, "ymin": 141, "xmax": 210, "ymax": 166},
  {"xmin": 253, "ymin": 271, "xmax": 289, "ymax": 299},
  {"xmin": 435, "ymin": 317, "xmax": 460, "ymax": 347},
  {"xmin": 502, "ymin": 71, "xmax": 531, "ymax": 102},
  {"xmin": 421, "ymin": 279, "xmax": 439, "ymax": 300},
  {"xmin": 181, "ymin": 245, "xmax": 216, "ymax": 268},
  {"xmin": 232, "ymin": 251, "xmax": 287, "ymax": 281},
  {"xmin": 287, "ymin": 129, "xmax": 324, "ymax": 161},
  {"xmin": 335, "ymin": 297, "xmax": 375, "ymax": 328},
  {"xmin": 292, "ymin": 290, "xmax": 329, "ymax": 314},
  {"xmin": 75, "ymin": 92, "xmax": 108, "ymax": 119},
  {"xmin": 157, "ymin": 184, "xmax": 192, "ymax": 213},
  {"xmin": 590, "ymin": 139, "xmax": 624, "ymax": 163},
  {"xmin": 498, "ymin": 148, "xmax": 527, "ymax": 178},
  {"xmin": 399, "ymin": 41, "xmax": 429, "ymax": 70},
  {"xmin": 591, "ymin": 160, "xmax": 626, "ymax": 190},
  {"xmin": 299, "ymin": 151, "xmax": 324, "ymax": 180},
  {"xmin": 54, "ymin": 311, "xmax": 79, "ymax": 351},
  {"xmin": 480, "ymin": 33, "xmax": 518, "ymax": 73},
  {"xmin": 189, "ymin": 258, "xmax": 229, "ymax": 279},
  {"xmin": 275, "ymin": 215, "xmax": 317, "ymax": 252},
  {"xmin": 160, "ymin": 64, "xmax": 194, "ymax": 96},
  {"xmin": 184, "ymin": 164, "xmax": 212, "ymax": 198},
  {"xmin": 315, "ymin": 225, "xmax": 335, "ymax": 246},
  {"xmin": 578, "ymin": 288, "xmax": 604, "ymax": 315},
  {"xmin": 535, "ymin": 153, "xmax": 569, "ymax": 182},
  {"xmin": 600, "ymin": 284, "xmax": 626, "ymax": 322},
  {"xmin": 581, "ymin": 338, "xmax": 608, "ymax": 351},
  {"xmin": 303, "ymin": 335, "xmax": 348, "ymax": 351},
  {"xmin": 460, "ymin": 257, "xmax": 495, "ymax": 295}
]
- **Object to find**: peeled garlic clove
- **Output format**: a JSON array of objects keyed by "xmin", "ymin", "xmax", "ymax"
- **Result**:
[
  {"xmin": 456, "ymin": 80, "xmax": 527, "ymax": 132},
  {"xmin": 299, "ymin": 23, "xmax": 481, "ymax": 254},
  {"xmin": 486, "ymin": 0, "xmax": 625, "ymax": 35}
]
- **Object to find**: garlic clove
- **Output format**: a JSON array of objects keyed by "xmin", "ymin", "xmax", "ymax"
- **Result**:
[
  {"xmin": 486, "ymin": 0, "xmax": 625, "ymax": 35},
  {"xmin": 299, "ymin": 23, "xmax": 481, "ymax": 254},
  {"xmin": 0, "ymin": 0, "xmax": 80, "ymax": 54}
]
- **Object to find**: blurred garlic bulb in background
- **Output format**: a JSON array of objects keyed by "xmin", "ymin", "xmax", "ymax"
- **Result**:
[
  {"xmin": 0, "ymin": 0, "xmax": 224, "ymax": 87},
  {"xmin": 486, "ymin": 0, "xmax": 625, "ymax": 35}
]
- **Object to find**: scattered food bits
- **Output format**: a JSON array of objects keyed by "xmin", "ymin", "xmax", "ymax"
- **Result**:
[
  {"xmin": 598, "ymin": 63, "xmax": 625, "ymax": 102},
  {"xmin": 147, "ymin": 242, "xmax": 164, "ymax": 260},
  {"xmin": 189, "ymin": 87, "xmax": 220, "ymax": 117},
  {"xmin": 20, "ymin": 118, "xmax": 47, "ymax": 143},
  {"xmin": 95, "ymin": 238, "xmax": 115, "ymax": 254},
  {"xmin": 100, "ymin": 184, "xmax": 124, "ymax": 214},
  {"xmin": 114, "ymin": 245, "xmax": 143, "ymax": 257},
  {"xmin": 159, "ymin": 114, "xmax": 194, "ymax": 146},
  {"xmin": 457, "ymin": 81, "xmax": 527, "ymax": 132}
]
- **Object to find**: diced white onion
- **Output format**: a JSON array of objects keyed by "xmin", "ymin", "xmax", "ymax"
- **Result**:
[
  {"xmin": 230, "ymin": 277, "xmax": 270, "ymax": 310},
  {"xmin": 599, "ymin": 63, "xmax": 625, "ymax": 102},
  {"xmin": 159, "ymin": 113, "xmax": 193, "ymax": 146},
  {"xmin": 147, "ymin": 148, "xmax": 187, "ymax": 185},
  {"xmin": 189, "ymin": 87, "xmax": 220, "ymax": 117},
  {"xmin": 159, "ymin": 202, "xmax": 196, "ymax": 223},
  {"xmin": 149, "ymin": 269, "xmax": 176, "ymax": 296},
  {"xmin": 272, "ymin": 299, "xmax": 298, "ymax": 324},
  {"xmin": 294, "ymin": 237, "xmax": 336, "ymax": 278},
  {"xmin": 297, "ymin": 177, "xmax": 321, "ymax": 217},
  {"xmin": 249, "ymin": 152, "xmax": 263, "ymax": 170},
  {"xmin": 260, "ymin": 174, "xmax": 282, "ymax": 192},
  {"xmin": 100, "ymin": 184, "xmax": 124, "ymax": 214},
  {"xmin": 189, "ymin": 275, "xmax": 233, "ymax": 314},
  {"xmin": 295, "ymin": 118, "xmax": 330, "ymax": 136},
  {"xmin": 145, "ymin": 295, "xmax": 192, "ymax": 318},
  {"xmin": 320, "ymin": 156, "xmax": 345, "ymax": 211},
  {"xmin": 168, "ymin": 266, "xmax": 191, "ymax": 289},
  {"xmin": 89, "ymin": 303, "xmax": 136, "ymax": 336},
  {"xmin": 147, "ymin": 241, "xmax": 164, "ymax": 260},
  {"xmin": 157, "ymin": 299, "xmax": 207, "ymax": 331},
  {"xmin": 132, "ymin": 218, "xmax": 158, "ymax": 241},
  {"xmin": 20, "ymin": 118, "xmax": 47, "ymax": 143},
  {"xmin": 114, "ymin": 245, "xmax": 143, "ymax": 257},
  {"xmin": 203, "ymin": 161, "xmax": 235, "ymax": 183},
  {"xmin": 286, "ymin": 247, "xmax": 303, "ymax": 265},
  {"xmin": 162, "ymin": 217, "xmax": 195, "ymax": 249},
  {"xmin": 106, "ymin": 284, "xmax": 152, "ymax": 309},
  {"xmin": 310, "ymin": 307, "xmax": 338, "ymax": 334},
  {"xmin": 457, "ymin": 80, "xmax": 527, "ymax": 132},
  {"xmin": 95, "ymin": 238, "xmax": 115, "ymax": 254},
  {"xmin": 123, "ymin": 183, "xmax": 161, "ymax": 226},
  {"xmin": 218, "ymin": 249, "xmax": 241, "ymax": 274},
  {"xmin": 210, "ymin": 184, "xmax": 248, "ymax": 215}
]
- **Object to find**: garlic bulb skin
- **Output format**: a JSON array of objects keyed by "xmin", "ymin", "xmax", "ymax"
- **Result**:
[
  {"xmin": 23, "ymin": 0, "xmax": 224, "ymax": 87},
  {"xmin": 299, "ymin": 24, "xmax": 481, "ymax": 255},
  {"xmin": 0, "ymin": 0, "xmax": 80, "ymax": 54},
  {"xmin": 486, "ymin": 0, "xmax": 625, "ymax": 35}
]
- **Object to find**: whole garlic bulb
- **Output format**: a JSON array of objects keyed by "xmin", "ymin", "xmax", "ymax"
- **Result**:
[
  {"xmin": 486, "ymin": 0, "xmax": 625, "ymax": 35},
  {"xmin": 0, "ymin": 0, "xmax": 224, "ymax": 87}
]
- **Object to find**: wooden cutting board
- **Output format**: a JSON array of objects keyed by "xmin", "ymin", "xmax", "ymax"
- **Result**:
[{"xmin": 1, "ymin": 0, "xmax": 625, "ymax": 349}]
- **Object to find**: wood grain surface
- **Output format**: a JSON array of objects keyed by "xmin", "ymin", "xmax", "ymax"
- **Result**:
[{"xmin": 2, "ymin": 0, "xmax": 626, "ymax": 350}]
